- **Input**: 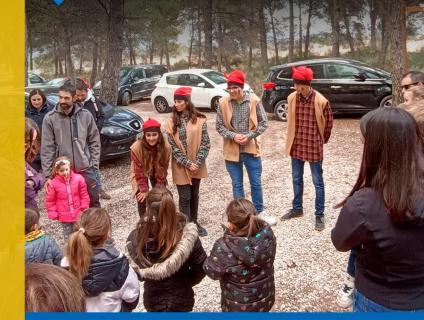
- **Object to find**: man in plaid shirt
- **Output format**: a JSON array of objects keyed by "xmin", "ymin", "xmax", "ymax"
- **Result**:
[{"xmin": 281, "ymin": 66, "xmax": 333, "ymax": 231}]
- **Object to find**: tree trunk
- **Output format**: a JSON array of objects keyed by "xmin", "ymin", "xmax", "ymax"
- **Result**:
[
  {"xmin": 304, "ymin": 0, "xmax": 313, "ymax": 58},
  {"xmin": 203, "ymin": 0, "xmax": 213, "ymax": 68},
  {"xmin": 28, "ymin": 24, "xmax": 33, "ymax": 71},
  {"xmin": 79, "ymin": 50, "xmax": 83, "ymax": 73},
  {"xmin": 258, "ymin": 2, "xmax": 268, "ymax": 69},
  {"xmin": 389, "ymin": 0, "xmax": 404, "ymax": 105},
  {"xmin": 343, "ymin": 9, "xmax": 355, "ymax": 55},
  {"xmin": 149, "ymin": 37, "xmax": 154, "ymax": 64},
  {"xmin": 126, "ymin": 31, "xmax": 136, "ymax": 65},
  {"xmin": 97, "ymin": 45, "xmax": 103, "ymax": 79},
  {"xmin": 90, "ymin": 41, "xmax": 99, "ymax": 86},
  {"xmin": 159, "ymin": 45, "xmax": 164, "ymax": 64},
  {"xmin": 100, "ymin": 0, "xmax": 124, "ymax": 104},
  {"xmin": 217, "ymin": 14, "xmax": 223, "ymax": 72},
  {"xmin": 268, "ymin": 5, "xmax": 279, "ymax": 64},
  {"xmin": 197, "ymin": 8, "xmax": 202, "ymax": 67},
  {"xmin": 63, "ymin": 23, "xmax": 75, "ymax": 78},
  {"xmin": 248, "ymin": 7, "xmax": 254, "ymax": 71},
  {"xmin": 330, "ymin": 0, "xmax": 340, "ymax": 57},
  {"xmin": 288, "ymin": 0, "xmax": 294, "ymax": 62},
  {"xmin": 378, "ymin": 4, "xmax": 390, "ymax": 65},
  {"xmin": 188, "ymin": 9, "xmax": 195, "ymax": 68},
  {"xmin": 164, "ymin": 40, "xmax": 171, "ymax": 70},
  {"xmin": 298, "ymin": 0, "xmax": 303, "ymax": 57},
  {"xmin": 64, "ymin": 52, "xmax": 68, "ymax": 75},
  {"xmin": 59, "ymin": 55, "xmax": 64, "ymax": 75},
  {"xmin": 368, "ymin": 0, "xmax": 377, "ymax": 51}
]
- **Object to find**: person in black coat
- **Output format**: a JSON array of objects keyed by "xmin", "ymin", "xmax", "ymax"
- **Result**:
[
  {"xmin": 126, "ymin": 187, "xmax": 207, "ymax": 312},
  {"xmin": 332, "ymin": 107, "xmax": 424, "ymax": 312},
  {"xmin": 204, "ymin": 198, "xmax": 276, "ymax": 312},
  {"xmin": 25, "ymin": 89, "xmax": 53, "ymax": 172},
  {"xmin": 74, "ymin": 78, "xmax": 111, "ymax": 200}
]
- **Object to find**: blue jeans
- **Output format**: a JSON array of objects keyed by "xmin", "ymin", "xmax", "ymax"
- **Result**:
[
  {"xmin": 291, "ymin": 158, "xmax": 324, "ymax": 217},
  {"xmin": 353, "ymin": 289, "xmax": 424, "ymax": 312},
  {"xmin": 347, "ymin": 248, "xmax": 358, "ymax": 277},
  {"xmin": 225, "ymin": 153, "xmax": 263, "ymax": 213}
]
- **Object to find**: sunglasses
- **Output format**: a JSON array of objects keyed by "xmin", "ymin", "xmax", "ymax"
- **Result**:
[{"xmin": 401, "ymin": 82, "xmax": 419, "ymax": 90}]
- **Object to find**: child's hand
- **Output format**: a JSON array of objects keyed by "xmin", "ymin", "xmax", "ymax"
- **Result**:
[
  {"xmin": 44, "ymin": 178, "xmax": 52, "ymax": 192},
  {"xmin": 26, "ymin": 180, "xmax": 35, "ymax": 189}
]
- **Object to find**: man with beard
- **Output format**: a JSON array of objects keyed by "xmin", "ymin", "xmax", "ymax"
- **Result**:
[
  {"xmin": 74, "ymin": 78, "xmax": 111, "ymax": 200},
  {"xmin": 41, "ymin": 83, "xmax": 101, "ymax": 207}
]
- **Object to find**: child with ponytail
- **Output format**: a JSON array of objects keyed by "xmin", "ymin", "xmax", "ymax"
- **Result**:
[
  {"xmin": 126, "ymin": 187, "xmax": 206, "ymax": 312},
  {"xmin": 204, "ymin": 198, "xmax": 276, "ymax": 312},
  {"xmin": 62, "ymin": 208, "xmax": 140, "ymax": 312}
]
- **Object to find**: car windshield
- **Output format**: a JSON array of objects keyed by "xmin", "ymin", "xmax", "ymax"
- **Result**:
[
  {"xmin": 120, "ymin": 67, "xmax": 132, "ymax": 79},
  {"xmin": 201, "ymin": 71, "xmax": 226, "ymax": 84}
]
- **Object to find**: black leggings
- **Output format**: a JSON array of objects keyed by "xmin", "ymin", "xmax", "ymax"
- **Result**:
[{"xmin": 176, "ymin": 178, "xmax": 201, "ymax": 223}]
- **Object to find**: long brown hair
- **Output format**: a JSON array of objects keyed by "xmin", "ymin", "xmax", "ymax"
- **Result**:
[
  {"xmin": 226, "ymin": 198, "xmax": 265, "ymax": 237},
  {"xmin": 140, "ymin": 132, "xmax": 168, "ymax": 176},
  {"xmin": 337, "ymin": 107, "xmax": 424, "ymax": 223},
  {"xmin": 66, "ymin": 208, "xmax": 111, "ymax": 281},
  {"xmin": 135, "ymin": 187, "xmax": 185, "ymax": 267},
  {"xmin": 25, "ymin": 263, "xmax": 86, "ymax": 312},
  {"xmin": 25, "ymin": 118, "xmax": 40, "ymax": 162},
  {"xmin": 172, "ymin": 100, "xmax": 206, "ymax": 134}
]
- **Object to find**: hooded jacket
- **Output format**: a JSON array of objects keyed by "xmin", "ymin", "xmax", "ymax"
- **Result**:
[
  {"xmin": 45, "ymin": 170, "xmax": 90, "ymax": 223},
  {"xmin": 41, "ymin": 103, "xmax": 101, "ymax": 178},
  {"xmin": 203, "ymin": 224, "xmax": 276, "ymax": 312},
  {"xmin": 126, "ymin": 222, "xmax": 207, "ymax": 312},
  {"xmin": 332, "ymin": 188, "xmax": 424, "ymax": 310},
  {"xmin": 61, "ymin": 242, "xmax": 140, "ymax": 312},
  {"xmin": 80, "ymin": 90, "xmax": 105, "ymax": 130}
]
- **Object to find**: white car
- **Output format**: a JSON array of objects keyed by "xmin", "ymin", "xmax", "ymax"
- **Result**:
[{"xmin": 151, "ymin": 69, "xmax": 251, "ymax": 113}]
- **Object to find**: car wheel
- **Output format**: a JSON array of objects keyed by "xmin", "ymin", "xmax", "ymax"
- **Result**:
[
  {"xmin": 121, "ymin": 91, "xmax": 132, "ymax": 106},
  {"xmin": 274, "ymin": 100, "xmax": 289, "ymax": 121},
  {"xmin": 154, "ymin": 97, "xmax": 171, "ymax": 113},
  {"xmin": 211, "ymin": 97, "xmax": 221, "ymax": 112},
  {"xmin": 379, "ymin": 95, "xmax": 392, "ymax": 108}
]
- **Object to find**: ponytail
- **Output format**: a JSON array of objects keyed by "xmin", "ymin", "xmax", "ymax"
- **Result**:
[
  {"xmin": 226, "ymin": 199, "xmax": 265, "ymax": 237},
  {"xmin": 65, "ymin": 208, "xmax": 111, "ymax": 281},
  {"xmin": 66, "ymin": 230, "xmax": 93, "ymax": 281}
]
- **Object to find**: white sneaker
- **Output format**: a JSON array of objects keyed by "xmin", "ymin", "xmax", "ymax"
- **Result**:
[
  {"xmin": 336, "ymin": 274, "xmax": 354, "ymax": 308},
  {"xmin": 258, "ymin": 211, "xmax": 277, "ymax": 226}
]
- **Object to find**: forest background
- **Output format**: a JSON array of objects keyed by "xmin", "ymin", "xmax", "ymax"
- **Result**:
[{"xmin": 26, "ymin": 0, "xmax": 424, "ymax": 104}]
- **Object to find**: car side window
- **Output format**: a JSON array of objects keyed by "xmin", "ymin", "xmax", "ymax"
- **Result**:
[
  {"xmin": 188, "ymin": 74, "xmax": 208, "ymax": 87},
  {"xmin": 133, "ymin": 69, "xmax": 145, "ymax": 80},
  {"xmin": 145, "ymin": 68, "xmax": 154, "ymax": 78},
  {"xmin": 277, "ymin": 68, "xmax": 292, "ymax": 79},
  {"xmin": 166, "ymin": 75, "xmax": 179, "ymax": 85},
  {"xmin": 307, "ymin": 64, "xmax": 325, "ymax": 79},
  {"xmin": 29, "ymin": 73, "xmax": 44, "ymax": 84},
  {"xmin": 326, "ymin": 64, "xmax": 361, "ymax": 79},
  {"xmin": 176, "ymin": 74, "xmax": 191, "ymax": 86}
]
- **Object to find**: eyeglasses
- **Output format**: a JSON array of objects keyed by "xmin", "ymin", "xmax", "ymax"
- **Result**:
[{"xmin": 401, "ymin": 82, "xmax": 419, "ymax": 90}]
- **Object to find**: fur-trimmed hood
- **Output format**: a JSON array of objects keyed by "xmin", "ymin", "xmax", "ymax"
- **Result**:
[{"xmin": 126, "ymin": 222, "xmax": 199, "ymax": 280}]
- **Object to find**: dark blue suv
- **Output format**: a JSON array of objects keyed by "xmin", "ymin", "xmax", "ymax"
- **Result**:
[{"xmin": 261, "ymin": 58, "xmax": 392, "ymax": 121}]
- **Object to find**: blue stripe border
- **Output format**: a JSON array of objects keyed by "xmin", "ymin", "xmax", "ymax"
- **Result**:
[{"xmin": 26, "ymin": 312, "xmax": 419, "ymax": 320}]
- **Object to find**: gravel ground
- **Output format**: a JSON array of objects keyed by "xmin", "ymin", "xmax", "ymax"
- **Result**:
[{"xmin": 37, "ymin": 98, "xmax": 364, "ymax": 312}]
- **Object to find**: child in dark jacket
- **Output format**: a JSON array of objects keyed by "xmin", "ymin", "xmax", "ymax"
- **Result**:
[
  {"xmin": 25, "ymin": 208, "xmax": 62, "ymax": 265},
  {"xmin": 204, "ymin": 199, "xmax": 276, "ymax": 312},
  {"xmin": 126, "ymin": 187, "xmax": 206, "ymax": 312},
  {"xmin": 61, "ymin": 208, "xmax": 140, "ymax": 312}
]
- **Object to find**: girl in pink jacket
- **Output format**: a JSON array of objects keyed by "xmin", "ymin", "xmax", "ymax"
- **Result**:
[{"xmin": 45, "ymin": 157, "xmax": 90, "ymax": 240}]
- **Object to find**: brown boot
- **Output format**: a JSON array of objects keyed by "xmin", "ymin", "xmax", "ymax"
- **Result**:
[{"xmin": 99, "ymin": 189, "xmax": 111, "ymax": 200}]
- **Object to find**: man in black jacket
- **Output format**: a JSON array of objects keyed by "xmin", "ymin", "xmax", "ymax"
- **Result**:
[{"xmin": 75, "ymin": 79, "xmax": 111, "ymax": 200}]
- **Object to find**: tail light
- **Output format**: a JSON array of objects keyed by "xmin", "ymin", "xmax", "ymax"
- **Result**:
[{"xmin": 262, "ymin": 82, "xmax": 276, "ymax": 90}]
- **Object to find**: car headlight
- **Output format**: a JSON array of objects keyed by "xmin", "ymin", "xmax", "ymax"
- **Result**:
[{"xmin": 101, "ymin": 126, "xmax": 130, "ymax": 136}]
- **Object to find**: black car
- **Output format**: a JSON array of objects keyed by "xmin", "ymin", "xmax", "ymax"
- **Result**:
[
  {"xmin": 93, "ymin": 64, "xmax": 168, "ymax": 106},
  {"xmin": 25, "ymin": 93, "xmax": 143, "ymax": 161},
  {"xmin": 25, "ymin": 72, "xmax": 63, "ymax": 95},
  {"xmin": 261, "ymin": 58, "xmax": 392, "ymax": 121}
]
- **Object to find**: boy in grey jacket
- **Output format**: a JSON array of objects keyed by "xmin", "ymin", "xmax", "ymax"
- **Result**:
[
  {"xmin": 25, "ymin": 208, "xmax": 62, "ymax": 265},
  {"xmin": 41, "ymin": 83, "xmax": 101, "ymax": 207}
]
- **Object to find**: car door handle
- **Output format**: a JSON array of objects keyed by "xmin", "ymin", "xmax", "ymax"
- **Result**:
[{"xmin": 331, "ymin": 85, "xmax": 342, "ymax": 89}]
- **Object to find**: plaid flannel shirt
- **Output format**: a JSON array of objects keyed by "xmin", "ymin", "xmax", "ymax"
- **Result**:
[
  {"xmin": 290, "ymin": 91, "xmax": 333, "ymax": 162},
  {"xmin": 216, "ymin": 92, "xmax": 268, "ymax": 153},
  {"xmin": 167, "ymin": 114, "xmax": 210, "ymax": 168}
]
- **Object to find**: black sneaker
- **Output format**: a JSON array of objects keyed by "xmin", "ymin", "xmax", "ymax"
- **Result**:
[
  {"xmin": 280, "ymin": 209, "xmax": 304, "ymax": 220},
  {"xmin": 99, "ymin": 189, "xmax": 111, "ymax": 200},
  {"xmin": 315, "ymin": 216, "xmax": 325, "ymax": 231},
  {"xmin": 197, "ymin": 224, "xmax": 208, "ymax": 237}
]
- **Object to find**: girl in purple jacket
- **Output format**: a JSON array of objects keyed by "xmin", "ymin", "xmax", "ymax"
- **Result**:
[
  {"xmin": 25, "ymin": 118, "xmax": 44, "ymax": 210},
  {"xmin": 45, "ymin": 156, "xmax": 90, "ymax": 239}
]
